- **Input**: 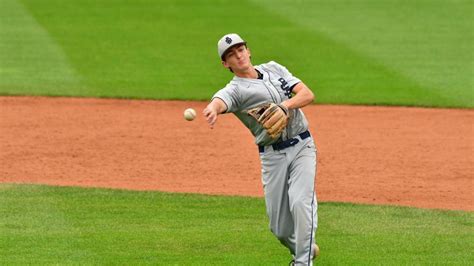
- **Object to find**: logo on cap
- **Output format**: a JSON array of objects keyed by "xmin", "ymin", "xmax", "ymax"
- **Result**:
[{"xmin": 225, "ymin": 37, "xmax": 232, "ymax": 44}]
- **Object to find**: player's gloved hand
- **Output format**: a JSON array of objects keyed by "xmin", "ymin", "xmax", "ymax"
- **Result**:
[{"xmin": 247, "ymin": 103, "xmax": 289, "ymax": 139}]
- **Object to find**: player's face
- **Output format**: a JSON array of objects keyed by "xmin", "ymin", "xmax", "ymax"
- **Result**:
[{"xmin": 222, "ymin": 44, "xmax": 252, "ymax": 72}]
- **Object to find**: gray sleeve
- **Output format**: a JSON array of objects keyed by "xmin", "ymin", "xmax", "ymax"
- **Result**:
[
  {"xmin": 266, "ymin": 61, "xmax": 301, "ymax": 89},
  {"xmin": 211, "ymin": 84, "xmax": 241, "ymax": 113}
]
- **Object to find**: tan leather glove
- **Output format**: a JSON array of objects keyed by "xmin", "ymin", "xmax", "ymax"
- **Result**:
[{"xmin": 247, "ymin": 103, "xmax": 289, "ymax": 139}]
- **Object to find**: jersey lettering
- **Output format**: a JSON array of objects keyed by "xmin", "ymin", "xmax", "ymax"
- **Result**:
[{"xmin": 278, "ymin": 78, "xmax": 292, "ymax": 98}]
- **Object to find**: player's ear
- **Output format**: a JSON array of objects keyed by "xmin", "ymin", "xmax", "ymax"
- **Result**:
[{"xmin": 222, "ymin": 60, "xmax": 229, "ymax": 69}]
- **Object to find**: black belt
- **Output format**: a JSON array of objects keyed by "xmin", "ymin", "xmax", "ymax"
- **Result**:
[{"xmin": 259, "ymin": 130, "xmax": 311, "ymax": 153}]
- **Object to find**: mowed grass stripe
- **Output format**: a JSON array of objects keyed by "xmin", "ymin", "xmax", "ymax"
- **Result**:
[
  {"xmin": 0, "ymin": 184, "xmax": 472, "ymax": 265},
  {"xmin": 16, "ymin": 0, "xmax": 240, "ymax": 100},
  {"xmin": 253, "ymin": 0, "xmax": 474, "ymax": 107},
  {"xmin": 251, "ymin": 25, "xmax": 452, "ymax": 107},
  {"xmin": 0, "ymin": 0, "xmax": 81, "ymax": 95}
]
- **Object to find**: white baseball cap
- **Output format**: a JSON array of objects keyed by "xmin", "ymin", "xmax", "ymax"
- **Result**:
[{"xmin": 217, "ymin": 33, "xmax": 247, "ymax": 60}]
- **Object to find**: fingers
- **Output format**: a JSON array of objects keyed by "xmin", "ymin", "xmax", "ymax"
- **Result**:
[
  {"xmin": 208, "ymin": 114, "xmax": 217, "ymax": 128},
  {"xmin": 202, "ymin": 107, "xmax": 217, "ymax": 129}
]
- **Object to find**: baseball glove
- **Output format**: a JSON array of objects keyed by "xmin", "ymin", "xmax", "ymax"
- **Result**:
[{"xmin": 247, "ymin": 103, "xmax": 289, "ymax": 139}]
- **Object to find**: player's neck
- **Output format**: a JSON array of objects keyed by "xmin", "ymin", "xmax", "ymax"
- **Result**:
[{"xmin": 234, "ymin": 66, "xmax": 258, "ymax": 79}]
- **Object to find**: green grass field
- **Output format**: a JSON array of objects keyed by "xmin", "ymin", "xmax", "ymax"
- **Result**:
[
  {"xmin": 1, "ymin": 0, "xmax": 473, "ymax": 264},
  {"xmin": 0, "ymin": 0, "xmax": 472, "ymax": 107},
  {"xmin": 1, "ymin": 184, "xmax": 472, "ymax": 265}
]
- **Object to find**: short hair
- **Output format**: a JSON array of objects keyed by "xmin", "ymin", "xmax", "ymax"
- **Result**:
[{"xmin": 221, "ymin": 43, "xmax": 248, "ymax": 61}]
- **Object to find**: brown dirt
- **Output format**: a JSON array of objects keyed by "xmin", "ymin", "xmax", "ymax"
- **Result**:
[{"xmin": 1, "ymin": 96, "xmax": 472, "ymax": 211}]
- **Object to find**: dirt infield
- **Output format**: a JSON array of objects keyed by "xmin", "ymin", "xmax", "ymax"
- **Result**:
[{"xmin": 1, "ymin": 96, "xmax": 472, "ymax": 211}]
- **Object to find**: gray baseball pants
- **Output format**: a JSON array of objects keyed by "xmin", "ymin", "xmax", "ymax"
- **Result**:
[{"xmin": 259, "ymin": 135, "xmax": 318, "ymax": 265}]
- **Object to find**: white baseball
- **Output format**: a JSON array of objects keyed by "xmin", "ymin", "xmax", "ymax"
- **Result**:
[{"xmin": 184, "ymin": 108, "xmax": 196, "ymax": 121}]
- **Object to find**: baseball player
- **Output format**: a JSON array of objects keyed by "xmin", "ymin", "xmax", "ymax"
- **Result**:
[{"xmin": 203, "ymin": 33, "xmax": 319, "ymax": 265}]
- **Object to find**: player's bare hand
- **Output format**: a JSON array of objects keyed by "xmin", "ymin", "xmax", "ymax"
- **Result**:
[
  {"xmin": 203, "ymin": 98, "xmax": 226, "ymax": 129},
  {"xmin": 203, "ymin": 106, "xmax": 218, "ymax": 128}
]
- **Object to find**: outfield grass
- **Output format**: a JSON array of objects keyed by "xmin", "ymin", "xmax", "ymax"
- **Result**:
[
  {"xmin": 0, "ymin": 184, "xmax": 472, "ymax": 265},
  {"xmin": 0, "ymin": 0, "xmax": 472, "ymax": 107}
]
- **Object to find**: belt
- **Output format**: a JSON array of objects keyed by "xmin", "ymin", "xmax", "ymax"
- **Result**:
[{"xmin": 259, "ymin": 130, "xmax": 311, "ymax": 153}]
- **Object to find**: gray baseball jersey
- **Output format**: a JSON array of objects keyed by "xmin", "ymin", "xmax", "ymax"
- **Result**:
[
  {"xmin": 212, "ymin": 61, "xmax": 318, "ymax": 265},
  {"xmin": 212, "ymin": 61, "xmax": 309, "ymax": 146}
]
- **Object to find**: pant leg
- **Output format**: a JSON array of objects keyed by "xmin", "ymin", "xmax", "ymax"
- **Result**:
[
  {"xmin": 259, "ymin": 149, "xmax": 296, "ymax": 254},
  {"xmin": 288, "ymin": 138, "xmax": 318, "ymax": 265}
]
